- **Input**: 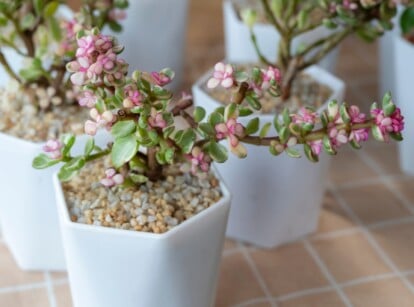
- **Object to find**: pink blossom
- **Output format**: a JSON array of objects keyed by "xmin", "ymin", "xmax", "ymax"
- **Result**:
[
  {"xmin": 151, "ymin": 72, "xmax": 171, "ymax": 86},
  {"xmin": 215, "ymin": 118, "xmax": 247, "ymax": 157},
  {"xmin": 85, "ymin": 108, "xmax": 115, "ymax": 136},
  {"xmin": 207, "ymin": 62, "xmax": 235, "ymax": 89},
  {"xmin": 43, "ymin": 139, "xmax": 63, "ymax": 160},
  {"xmin": 308, "ymin": 140, "xmax": 323, "ymax": 156},
  {"xmin": 87, "ymin": 52, "xmax": 117, "ymax": 80},
  {"xmin": 123, "ymin": 86, "xmax": 143, "ymax": 108},
  {"xmin": 350, "ymin": 128, "xmax": 369, "ymax": 143},
  {"xmin": 101, "ymin": 168, "xmax": 124, "ymax": 187},
  {"xmin": 328, "ymin": 124, "xmax": 348, "ymax": 148},
  {"xmin": 343, "ymin": 0, "xmax": 358, "ymax": 10},
  {"xmin": 68, "ymin": 57, "xmax": 89, "ymax": 85},
  {"xmin": 78, "ymin": 90, "xmax": 97, "ymax": 108},
  {"xmin": 76, "ymin": 35, "xmax": 96, "ymax": 57},
  {"xmin": 349, "ymin": 105, "xmax": 366, "ymax": 123},
  {"xmin": 292, "ymin": 108, "xmax": 318, "ymax": 125},
  {"xmin": 371, "ymin": 107, "xmax": 404, "ymax": 141},
  {"xmin": 148, "ymin": 108, "xmax": 167, "ymax": 129},
  {"xmin": 187, "ymin": 147, "xmax": 211, "ymax": 175},
  {"xmin": 261, "ymin": 66, "xmax": 281, "ymax": 90}
]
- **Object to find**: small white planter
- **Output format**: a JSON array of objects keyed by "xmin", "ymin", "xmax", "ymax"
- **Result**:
[
  {"xmin": 394, "ymin": 35, "xmax": 414, "ymax": 175},
  {"xmin": 54, "ymin": 171, "xmax": 230, "ymax": 307},
  {"xmin": 223, "ymin": 0, "xmax": 339, "ymax": 73},
  {"xmin": 112, "ymin": 0, "xmax": 189, "ymax": 90},
  {"xmin": 0, "ymin": 131, "xmax": 110, "ymax": 271},
  {"xmin": 193, "ymin": 65, "xmax": 345, "ymax": 248}
]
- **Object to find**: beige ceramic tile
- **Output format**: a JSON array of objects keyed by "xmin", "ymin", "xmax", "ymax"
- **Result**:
[
  {"xmin": 344, "ymin": 278, "xmax": 414, "ymax": 307},
  {"xmin": 392, "ymin": 177, "xmax": 414, "ymax": 204},
  {"xmin": 50, "ymin": 272, "xmax": 68, "ymax": 281},
  {"xmin": 371, "ymin": 221, "xmax": 414, "ymax": 271},
  {"xmin": 0, "ymin": 288, "xmax": 49, "ymax": 307},
  {"xmin": 250, "ymin": 243, "xmax": 328, "ymax": 296},
  {"xmin": 0, "ymin": 244, "xmax": 44, "ymax": 287},
  {"xmin": 215, "ymin": 253, "xmax": 265, "ymax": 307},
  {"xmin": 329, "ymin": 151, "xmax": 378, "ymax": 185},
  {"xmin": 223, "ymin": 239, "xmax": 238, "ymax": 251},
  {"xmin": 339, "ymin": 183, "xmax": 411, "ymax": 225},
  {"xmin": 365, "ymin": 145, "xmax": 401, "ymax": 175},
  {"xmin": 312, "ymin": 233, "xmax": 391, "ymax": 283},
  {"xmin": 316, "ymin": 192, "xmax": 355, "ymax": 234},
  {"xmin": 279, "ymin": 291, "xmax": 347, "ymax": 307},
  {"xmin": 54, "ymin": 284, "xmax": 73, "ymax": 307}
]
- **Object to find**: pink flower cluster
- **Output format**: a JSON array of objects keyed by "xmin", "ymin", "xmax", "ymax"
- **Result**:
[
  {"xmin": 67, "ymin": 33, "xmax": 127, "ymax": 87},
  {"xmin": 215, "ymin": 118, "xmax": 247, "ymax": 157},
  {"xmin": 372, "ymin": 107, "xmax": 404, "ymax": 141},
  {"xmin": 57, "ymin": 19, "xmax": 81, "ymax": 56},
  {"xmin": 85, "ymin": 108, "xmax": 116, "ymax": 136},
  {"xmin": 43, "ymin": 140, "xmax": 63, "ymax": 160},
  {"xmin": 148, "ymin": 108, "xmax": 167, "ymax": 129},
  {"xmin": 187, "ymin": 147, "xmax": 211, "ymax": 174},
  {"xmin": 251, "ymin": 66, "xmax": 282, "ymax": 97},
  {"xmin": 123, "ymin": 85, "xmax": 143, "ymax": 108},
  {"xmin": 207, "ymin": 63, "xmax": 235, "ymax": 89},
  {"xmin": 101, "ymin": 168, "xmax": 124, "ymax": 187}
]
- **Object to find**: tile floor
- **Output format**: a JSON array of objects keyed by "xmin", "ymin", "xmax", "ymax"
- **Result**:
[{"xmin": 1, "ymin": 0, "xmax": 414, "ymax": 306}]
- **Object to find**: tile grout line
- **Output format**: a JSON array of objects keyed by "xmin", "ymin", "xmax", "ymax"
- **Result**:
[
  {"xmin": 0, "ymin": 282, "xmax": 47, "ymax": 294},
  {"xmin": 275, "ymin": 285, "xmax": 334, "ymax": 303},
  {"xmin": 330, "ymin": 184, "xmax": 414, "ymax": 295},
  {"xmin": 44, "ymin": 272, "xmax": 57, "ymax": 307},
  {"xmin": 356, "ymin": 150, "xmax": 414, "ymax": 214},
  {"xmin": 237, "ymin": 243, "xmax": 278, "ymax": 307},
  {"xmin": 336, "ymin": 173, "xmax": 409, "ymax": 191},
  {"xmin": 232, "ymin": 297, "xmax": 270, "ymax": 307},
  {"xmin": 303, "ymin": 239, "xmax": 354, "ymax": 307}
]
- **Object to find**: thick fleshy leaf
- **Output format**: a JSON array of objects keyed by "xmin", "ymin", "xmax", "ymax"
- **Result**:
[
  {"xmin": 32, "ymin": 154, "xmax": 59, "ymax": 169},
  {"xmin": 245, "ymin": 118, "xmax": 260, "ymax": 135},
  {"xmin": 111, "ymin": 135, "xmax": 139, "ymax": 168},
  {"xmin": 111, "ymin": 120, "xmax": 136, "ymax": 139},
  {"xmin": 208, "ymin": 141, "xmax": 228, "ymax": 163}
]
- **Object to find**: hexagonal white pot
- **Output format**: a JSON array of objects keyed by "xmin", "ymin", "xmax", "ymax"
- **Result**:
[
  {"xmin": 192, "ymin": 65, "xmax": 345, "ymax": 248},
  {"xmin": 54, "ymin": 170, "xmax": 231, "ymax": 307},
  {"xmin": 111, "ymin": 0, "xmax": 189, "ymax": 90},
  {"xmin": 223, "ymin": 0, "xmax": 339, "ymax": 73},
  {"xmin": 394, "ymin": 35, "xmax": 414, "ymax": 175},
  {"xmin": 0, "ymin": 131, "xmax": 110, "ymax": 271}
]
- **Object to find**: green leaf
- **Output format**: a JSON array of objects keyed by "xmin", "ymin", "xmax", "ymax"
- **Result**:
[
  {"xmin": 111, "ymin": 135, "xmax": 139, "ymax": 168},
  {"xmin": 323, "ymin": 135, "xmax": 336, "ymax": 155},
  {"xmin": 176, "ymin": 129, "xmax": 196, "ymax": 153},
  {"xmin": 282, "ymin": 108, "xmax": 291, "ymax": 125},
  {"xmin": 349, "ymin": 139, "xmax": 361, "ymax": 149},
  {"xmin": 48, "ymin": 16, "xmax": 62, "ymax": 41},
  {"xmin": 246, "ymin": 95, "xmax": 261, "ymax": 110},
  {"xmin": 32, "ymin": 154, "xmax": 59, "ymax": 169},
  {"xmin": 259, "ymin": 122, "xmax": 272, "ymax": 138},
  {"xmin": 239, "ymin": 107, "xmax": 253, "ymax": 117},
  {"xmin": 130, "ymin": 173, "xmax": 148, "ymax": 184},
  {"xmin": 289, "ymin": 123, "xmax": 302, "ymax": 136},
  {"xmin": 19, "ymin": 68, "xmax": 44, "ymax": 81},
  {"xmin": 224, "ymin": 103, "xmax": 237, "ymax": 120},
  {"xmin": 208, "ymin": 141, "xmax": 228, "ymax": 163},
  {"xmin": 193, "ymin": 106, "xmax": 206, "ymax": 123},
  {"xmin": 245, "ymin": 118, "xmax": 260, "ymax": 135},
  {"xmin": 84, "ymin": 138, "xmax": 95, "ymax": 156},
  {"xmin": 58, "ymin": 168, "xmax": 77, "ymax": 182},
  {"xmin": 401, "ymin": 7, "xmax": 414, "ymax": 35},
  {"xmin": 371, "ymin": 125, "xmax": 385, "ymax": 142},
  {"xmin": 389, "ymin": 132, "xmax": 403, "ymax": 142},
  {"xmin": 208, "ymin": 112, "xmax": 224, "ymax": 126},
  {"xmin": 279, "ymin": 126, "xmax": 289, "ymax": 144},
  {"xmin": 198, "ymin": 123, "xmax": 215, "ymax": 137},
  {"xmin": 33, "ymin": 0, "xmax": 45, "ymax": 16},
  {"xmin": 21, "ymin": 13, "xmax": 36, "ymax": 30},
  {"xmin": 304, "ymin": 144, "xmax": 319, "ymax": 163},
  {"xmin": 286, "ymin": 148, "xmax": 301, "ymax": 158},
  {"xmin": 273, "ymin": 114, "xmax": 281, "ymax": 133},
  {"xmin": 382, "ymin": 91, "xmax": 396, "ymax": 117},
  {"xmin": 63, "ymin": 157, "xmax": 86, "ymax": 172},
  {"xmin": 43, "ymin": 1, "xmax": 59, "ymax": 17},
  {"xmin": 339, "ymin": 103, "xmax": 351, "ymax": 124},
  {"xmin": 62, "ymin": 134, "xmax": 75, "ymax": 157},
  {"xmin": 111, "ymin": 120, "xmax": 136, "ymax": 139}
]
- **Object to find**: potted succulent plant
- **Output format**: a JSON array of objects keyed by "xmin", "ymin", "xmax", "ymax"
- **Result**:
[
  {"xmin": 109, "ymin": 0, "xmax": 189, "ymax": 90},
  {"xmin": 35, "ymin": 26, "xmax": 405, "ymax": 306},
  {"xmin": 0, "ymin": 0, "xmax": 127, "ymax": 271},
  {"xmin": 223, "ymin": 0, "xmax": 340, "ymax": 72},
  {"xmin": 393, "ymin": 3, "xmax": 414, "ymax": 174},
  {"xmin": 193, "ymin": 0, "xmax": 403, "ymax": 248}
]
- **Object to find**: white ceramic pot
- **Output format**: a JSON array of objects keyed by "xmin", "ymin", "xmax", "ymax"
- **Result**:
[
  {"xmin": 223, "ymin": 0, "xmax": 339, "ymax": 73},
  {"xmin": 192, "ymin": 65, "xmax": 345, "ymax": 248},
  {"xmin": 394, "ymin": 35, "xmax": 414, "ymax": 175},
  {"xmin": 0, "ymin": 130, "xmax": 111, "ymax": 271},
  {"xmin": 54, "ymin": 170, "xmax": 230, "ymax": 307},
  {"xmin": 112, "ymin": 0, "xmax": 189, "ymax": 90}
]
